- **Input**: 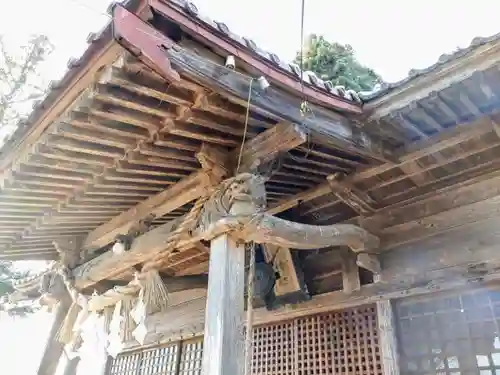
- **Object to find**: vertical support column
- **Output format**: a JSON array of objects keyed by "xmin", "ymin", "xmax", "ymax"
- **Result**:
[
  {"xmin": 62, "ymin": 357, "xmax": 80, "ymax": 375},
  {"xmin": 202, "ymin": 234, "xmax": 245, "ymax": 375},
  {"xmin": 377, "ymin": 300, "xmax": 400, "ymax": 375},
  {"xmin": 37, "ymin": 296, "xmax": 72, "ymax": 375}
]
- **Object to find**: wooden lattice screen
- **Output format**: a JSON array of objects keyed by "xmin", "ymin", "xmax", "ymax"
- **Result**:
[
  {"xmin": 395, "ymin": 288, "xmax": 500, "ymax": 375},
  {"xmin": 109, "ymin": 305, "xmax": 382, "ymax": 375}
]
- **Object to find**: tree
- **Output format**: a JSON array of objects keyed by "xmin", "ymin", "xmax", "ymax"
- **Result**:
[
  {"xmin": 294, "ymin": 34, "xmax": 382, "ymax": 92},
  {"xmin": 0, "ymin": 261, "xmax": 34, "ymax": 316},
  {"xmin": 0, "ymin": 34, "xmax": 54, "ymax": 141},
  {"xmin": 0, "ymin": 34, "xmax": 53, "ymax": 316}
]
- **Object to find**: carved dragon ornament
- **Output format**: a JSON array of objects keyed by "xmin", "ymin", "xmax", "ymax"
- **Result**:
[{"xmin": 192, "ymin": 173, "xmax": 380, "ymax": 252}]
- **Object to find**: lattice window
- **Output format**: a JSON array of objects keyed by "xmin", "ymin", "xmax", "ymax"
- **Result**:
[
  {"xmin": 109, "ymin": 344, "xmax": 179, "ymax": 375},
  {"xmin": 395, "ymin": 288, "xmax": 500, "ymax": 375},
  {"xmin": 178, "ymin": 339, "xmax": 203, "ymax": 375},
  {"xmin": 252, "ymin": 320, "xmax": 295, "ymax": 375},
  {"xmin": 252, "ymin": 305, "xmax": 381, "ymax": 375},
  {"xmin": 109, "ymin": 305, "xmax": 381, "ymax": 375}
]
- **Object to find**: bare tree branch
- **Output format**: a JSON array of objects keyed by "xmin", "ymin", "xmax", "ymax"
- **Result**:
[
  {"xmin": 0, "ymin": 33, "xmax": 53, "ymax": 316},
  {"xmin": 0, "ymin": 34, "xmax": 54, "ymax": 133}
]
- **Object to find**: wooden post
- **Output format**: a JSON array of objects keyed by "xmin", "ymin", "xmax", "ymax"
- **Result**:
[
  {"xmin": 37, "ymin": 297, "xmax": 72, "ymax": 375},
  {"xmin": 62, "ymin": 357, "xmax": 80, "ymax": 375},
  {"xmin": 377, "ymin": 300, "xmax": 400, "ymax": 375},
  {"xmin": 202, "ymin": 234, "xmax": 245, "ymax": 375}
]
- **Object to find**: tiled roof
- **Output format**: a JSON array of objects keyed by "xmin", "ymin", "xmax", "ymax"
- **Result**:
[
  {"xmin": 163, "ymin": 0, "xmax": 364, "ymax": 102},
  {"xmin": 4, "ymin": 0, "xmax": 499, "ymax": 160},
  {"xmin": 360, "ymin": 33, "xmax": 500, "ymax": 101},
  {"xmin": 0, "ymin": 0, "xmax": 365, "ymax": 161}
]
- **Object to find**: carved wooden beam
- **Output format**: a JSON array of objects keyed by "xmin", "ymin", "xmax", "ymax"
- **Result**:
[
  {"xmin": 122, "ymin": 221, "xmax": 500, "ymax": 348},
  {"xmin": 73, "ymin": 173, "xmax": 379, "ymax": 289},
  {"xmin": 54, "ymin": 237, "xmax": 83, "ymax": 268}
]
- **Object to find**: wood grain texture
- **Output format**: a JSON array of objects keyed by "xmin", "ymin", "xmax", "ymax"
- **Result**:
[
  {"xmin": 376, "ymin": 300, "xmax": 400, "ymax": 375},
  {"xmin": 202, "ymin": 234, "xmax": 245, "ymax": 375}
]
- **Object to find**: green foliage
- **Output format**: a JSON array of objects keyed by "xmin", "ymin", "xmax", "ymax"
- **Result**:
[{"xmin": 294, "ymin": 34, "xmax": 382, "ymax": 92}]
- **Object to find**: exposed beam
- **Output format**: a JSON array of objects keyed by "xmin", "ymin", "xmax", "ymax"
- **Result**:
[
  {"xmin": 73, "ymin": 174, "xmax": 379, "ymax": 289},
  {"xmin": 269, "ymin": 116, "xmax": 498, "ymax": 216},
  {"xmin": 354, "ymin": 167, "xmax": 500, "ymax": 250},
  {"xmin": 166, "ymin": 46, "xmax": 389, "ymax": 161},
  {"xmin": 112, "ymin": 4, "xmax": 389, "ymax": 162},
  {"xmin": 235, "ymin": 122, "xmax": 306, "ymax": 173},
  {"xmin": 148, "ymin": 0, "xmax": 363, "ymax": 114},
  {"xmin": 122, "ymin": 219, "xmax": 500, "ymax": 348},
  {"xmin": 327, "ymin": 172, "xmax": 378, "ymax": 215},
  {"xmin": 81, "ymin": 118, "xmax": 306, "ymax": 253},
  {"xmin": 82, "ymin": 169, "xmax": 212, "ymax": 251},
  {"xmin": 74, "ymin": 216, "xmax": 184, "ymax": 289},
  {"xmin": 74, "ymin": 121, "xmax": 308, "ymax": 286}
]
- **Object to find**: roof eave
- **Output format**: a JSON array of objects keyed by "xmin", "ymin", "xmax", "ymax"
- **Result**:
[{"xmin": 365, "ymin": 37, "xmax": 500, "ymax": 119}]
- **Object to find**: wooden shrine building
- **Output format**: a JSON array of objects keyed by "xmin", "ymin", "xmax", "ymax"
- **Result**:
[{"xmin": 5, "ymin": 1, "xmax": 500, "ymax": 375}]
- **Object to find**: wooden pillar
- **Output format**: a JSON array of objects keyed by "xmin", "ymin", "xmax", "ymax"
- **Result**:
[
  {"xmin": 377, "ymin": 300, "xmax": 400, "ymax": 375},
  {"xmin": 201, "ymin": 234, "xmax": 245, "ymax": 375},
  {"xmin": 37, "ymin": 297, "xmax": 72, "ymax": 375},
  {"xmin": 62, "ymin": 357, "xmax": 80, "ymax": 375}
]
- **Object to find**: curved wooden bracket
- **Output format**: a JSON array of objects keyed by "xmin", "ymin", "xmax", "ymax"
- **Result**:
[
  {"xmin": 242, "ymin": 213, "xmax": 380, "ymax": 251},
  {"xmin": 193, "ymin": 173, "xmax": 380, "ymax": 252}
]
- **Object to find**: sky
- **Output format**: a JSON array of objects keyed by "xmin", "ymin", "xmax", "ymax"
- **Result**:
[{"xmin": 2, "ymin": 0, "xmax": 500, "ymax": 373}]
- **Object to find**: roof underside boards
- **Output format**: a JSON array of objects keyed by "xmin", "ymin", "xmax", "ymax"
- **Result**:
[
  {"xmin": 0, "ymin": 0, "xmax": 365, "ymax": 175},
  {"xmin": 364, "ymin": 67, "xmax": 500, "ymax": 149},
  {"xmin": 363, "ymin": 31, "xmax": 500, "ymax": 147},
  {"xmin": 0, "ymin": 49, "xmax": 374, "ymax": 263},
  {"xmin": 3, "ymin": 0, "xmax": 500, "ymax": 294}
]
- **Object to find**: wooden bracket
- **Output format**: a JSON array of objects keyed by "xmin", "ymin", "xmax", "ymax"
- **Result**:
[
  {"xmin": 341, "ymin": 250, "xmax": 360, "ymax": 294},
  {"xmin": 356, "ymin": 252, "xmax": 382, "ymax": 275},
  {"xmin": 233, "ymin": 122, "xmax": 307, "ymax": 174},
  {"xmin": 196, "ymin": 143, "xmax": 229, "ymax": 184},
  {"xmin": 262, "ymin": 244, "xmax": 310, "ymax": 309},
  {"xmin": 53, "ymin": 237, "xmax": 84, "ymax": 269},
  {"xmin": 327, "ymin": 172, "xmax": 378, "ymax": 215}
]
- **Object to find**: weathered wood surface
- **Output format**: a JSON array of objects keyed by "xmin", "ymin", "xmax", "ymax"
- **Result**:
[
  {"xmin": 166, "ymin": 47, "xmax": 390, "ymax": 161},
  {"xmin": 82, "ymin": 170, "xmax": 212, "ymax": 251},
  {"xmin": 73, "ymin": 174, "xmax": 379, "ymax": 289},
  {"xmin": 121, "ymin": 219, "xmax": 500, "ymax": 349},
  {"xmin": 37, "ymin": 296, "xmax": 72, "ymax": 375},
  {"xmin": 73, "ymin": 217, "xmax": 184, "ymax": 289},
  {"xmin": 377, "ymin": 300, "xmax": 400, "ymax": 375},
  {"xmin": 235, "ymin": 122, "xmax": 306, "ymax": 173},
  {"xmin": 243, "ymin": 214, "xmax": 380, "ymax": 251},
  {"xmin": 131, "ymin": 288, "xmax": 207, "ymax": 345},
  {"xmin": 268, "ymin": 116, "xmax": 498, "ymax": 216},
  {"xmin": 88, "ymin": 275, "xmax": 207, "ymax": 311},
  {"xmin": 202, "ymin": 234, "xmax": 245, "ymax": 375},
  {"xmin": 341, "ymin": 250, "xmax": 360, "ymax": 293}
]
